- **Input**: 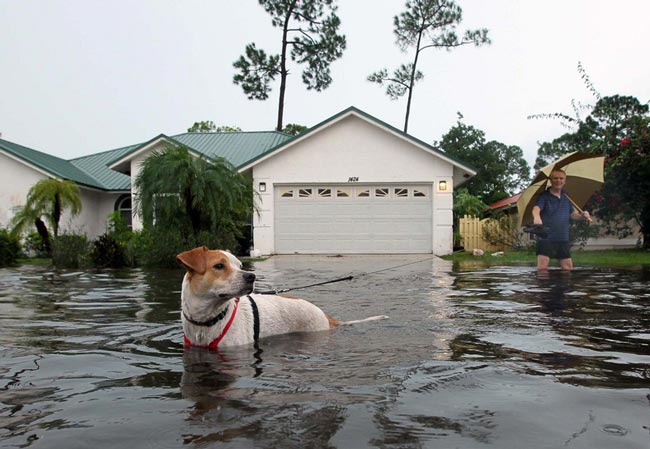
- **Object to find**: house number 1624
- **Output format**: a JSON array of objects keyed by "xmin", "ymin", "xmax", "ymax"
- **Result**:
[{"xmin": 347, "ymin": 177, "xmax": 359, "ymax": 182}]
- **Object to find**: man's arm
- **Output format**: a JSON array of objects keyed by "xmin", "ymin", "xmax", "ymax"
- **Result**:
[{"xmin": 532, "ymin": 205, "xmax": 543, "ymax": 225}]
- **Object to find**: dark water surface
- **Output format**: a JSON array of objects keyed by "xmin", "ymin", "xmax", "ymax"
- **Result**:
[{"xmin": 1, "ymin": 256, "xmax": 649, "ymax": 448}]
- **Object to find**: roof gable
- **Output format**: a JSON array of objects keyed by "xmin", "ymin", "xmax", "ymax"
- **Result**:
[{"xmin": 238, "ymin": 106, "xmax": 477, "ymax": 179}]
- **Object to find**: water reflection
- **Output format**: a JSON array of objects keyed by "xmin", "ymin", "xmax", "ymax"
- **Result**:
[
  {"xmin": 535, "ymin": 269, "xmax": 572, "ymax": 315},
  {"xmin": 450, "ymin": 266, "xmax": 650, "ymax": 389}
]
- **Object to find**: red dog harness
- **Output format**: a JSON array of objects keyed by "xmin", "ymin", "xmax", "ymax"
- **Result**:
[{"xmin": 183, "ymin": 297, "xmax": 240, "ymax": 350}]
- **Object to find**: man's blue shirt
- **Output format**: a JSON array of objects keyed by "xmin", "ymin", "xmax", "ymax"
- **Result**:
[{"xmin": 535, "ymin": 189, "xmax": 574, "ymax": 241}]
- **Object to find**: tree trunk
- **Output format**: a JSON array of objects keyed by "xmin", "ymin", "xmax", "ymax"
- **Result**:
[
  {"xmin": 35, "ymin": 218, "xmax": 52, "ymax": 257},
  {"xmin": 403, "ymin": 31, "xmax": 424, "ymax": 134},
  {"xmin": 276, "ymin": 1, "xmax": 297, "ymax": 131},
  {"xmin": 53, "ymin": 193, "xmax": 61, "ymax": 237}
]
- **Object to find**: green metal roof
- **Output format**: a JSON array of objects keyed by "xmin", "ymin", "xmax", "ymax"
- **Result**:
[
  {"xmin": 0, "ymin": 138, "xmax": 106, "ymax": 189},
  {"xmin": 69, "ymin": 144, "xmax": 136, "ymax": 190},
  {"xmin": 1, "ymin": 131, "xmax": 293, "ymax": 192},
  {"xmin": 173, "ymin": 131, "xmax": 293, "ymax": 169}
]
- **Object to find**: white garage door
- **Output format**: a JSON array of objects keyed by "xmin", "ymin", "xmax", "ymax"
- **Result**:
[{"xmin": 274, "ymin": 184, "xmax": 432, "ymax": 254}]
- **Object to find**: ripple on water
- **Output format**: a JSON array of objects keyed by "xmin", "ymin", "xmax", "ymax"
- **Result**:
[{"xmin": 1, "ymin": 262, "xmax": 649, "ymax": 449}]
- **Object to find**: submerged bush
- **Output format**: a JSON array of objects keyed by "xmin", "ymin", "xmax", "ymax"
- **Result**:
[
  {"xmin": 52, "ymin": 234, "xmax": 91, "ymax": 269},
  {"xmin": 128, "ymin": 227, "xmax": 240, "ymax": 268},
  {"xmin": 91, "ymin": 233, "xmax": 127, "ymax": 268},
  {"xmin": 22, "ymin": 231, "xmax": 49, "ymax": 258},
  {"xmin": 0, "ymin": 228, "xmax": 21, "ymax": 267}
]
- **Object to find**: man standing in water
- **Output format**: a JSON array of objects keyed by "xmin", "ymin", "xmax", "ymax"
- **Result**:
[{"xmin": 532, "ymin": 168, "xmax": 591, "ymax": 271}]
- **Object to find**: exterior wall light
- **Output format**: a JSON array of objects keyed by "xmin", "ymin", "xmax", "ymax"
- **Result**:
[
  {"xmin": 259, "ymin": 182, "xmax": 267, "ymax": 192},
  {"xmin": 438, "ymin": 180, "xmax": 447, "ymax": 191}
]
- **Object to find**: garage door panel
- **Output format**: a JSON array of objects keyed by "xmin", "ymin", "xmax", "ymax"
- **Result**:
[{"xmin": 275, "ymin": 184, "xmax": 432, "ymax": 254}]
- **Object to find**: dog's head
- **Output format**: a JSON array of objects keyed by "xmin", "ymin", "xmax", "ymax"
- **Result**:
[{"xmin": 177, "ymin": 246, "xmax": 256, "ymax": 302}]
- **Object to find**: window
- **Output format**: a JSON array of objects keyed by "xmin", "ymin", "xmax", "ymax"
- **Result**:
[
  {"xmin": 336, "ymin": 188, "xmax": 351, "ymax": 198},
  {"xmin": 413, "ymin": 189, "xmax": 427, "ymax": 198},
  {"xmin": 114, "ymin": 194, "xmax": 132, "ymax": 228},
  {"xmin": 280, "ymin": 189, "xmax": 294, "ymax": 198},
  {"xmin": 357, "ymin": 189, "xmax": 370, "ymax": 197},
  {"xmin": 298, "ymin": 188, "xmax": 313, "ymax": 198},
  {"xmin": 318, "ymin": 188, "xmax": 332, "ymax": 198},
  {"xmin": 375, "ymin": 188, "xmax": 389, "ymax": 198},
  {"xmin": 394, "ymin": 188, "xmax": 408, "ymax": 198}
]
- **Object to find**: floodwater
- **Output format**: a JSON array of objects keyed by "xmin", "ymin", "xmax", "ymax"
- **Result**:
[{"xmin": 1, "ymin": 256, "xmax": 649, "ymax": 449}]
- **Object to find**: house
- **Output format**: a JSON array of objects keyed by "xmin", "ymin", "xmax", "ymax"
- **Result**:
[{"xmin": 1, "ymin": 106, "xmax": 476, "ymax": 255}]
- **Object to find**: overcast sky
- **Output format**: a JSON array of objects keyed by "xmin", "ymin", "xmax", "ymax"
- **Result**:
[{"xmin": 1, "ymin": 0, "xmax": 649, "ymax": 167}]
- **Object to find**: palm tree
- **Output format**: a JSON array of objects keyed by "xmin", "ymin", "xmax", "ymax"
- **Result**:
[
  {"xmin": 11, "ymin": 178, "xmax": 82, "ymax": 255},
  {"xmin": 134, "ymin": 145, "xmax": 254, "ymax": 241},
  {"xmin": 10, "ymin": 203, "xmax": 52, "ymax": 255}
]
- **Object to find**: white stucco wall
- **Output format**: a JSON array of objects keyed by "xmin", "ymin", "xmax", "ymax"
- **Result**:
[
  {"xmin": 250, "ymin": 114, "xmax": 456, "ymax": 256},
  {"xmin": 0, "ymin": 152, "xmax": 48, "ymax": 228},
  {"xmin": 60, "ymin": 189, "xmax": 125, "ymax": 239}
]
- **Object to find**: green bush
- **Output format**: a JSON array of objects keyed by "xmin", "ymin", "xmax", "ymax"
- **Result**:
[
  {"xmin": 23, "ymin": 231, "xmax": 49, "ymax": 258},
  {"xmin": 571, "ymin": 220, "xmax": 602, "ymax": 249},
  {"xmin": 91, "ymin": 233, "xmax": 128, "ymax": 268},
  {"xmin": 52, "ymin": 234, "xmax": 91, "ymax": 269},
  {"xmin": 0, "ymin": 228, "xmax": 21, "ymax": 267},
  {"xmin": 127, "ymin": 227, "xmax": 240, "ymax": 268}
]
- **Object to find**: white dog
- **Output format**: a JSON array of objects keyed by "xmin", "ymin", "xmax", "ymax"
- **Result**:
[{"xmin": 177, "ymin": 246, "xmax": 387, "ymax": 349}]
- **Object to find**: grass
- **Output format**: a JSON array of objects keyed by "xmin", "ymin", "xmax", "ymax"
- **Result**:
[
  {"xmin": 17, "ymin": 258, "xmax": 52, "ymax": 266},
  {"xmin": 442, "ymin": 248, "xmax": 650, "ymax": 267}
]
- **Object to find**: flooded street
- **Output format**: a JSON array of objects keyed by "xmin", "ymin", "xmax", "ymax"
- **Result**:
[{"xmin": 1, "ymin": 256, "xmax": 649, "ymax": 448}]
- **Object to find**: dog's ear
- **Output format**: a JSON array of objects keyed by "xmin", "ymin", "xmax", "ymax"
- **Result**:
[{"xmin": 176, "ymin": 246, "xmax": 208, "ymax": 274}]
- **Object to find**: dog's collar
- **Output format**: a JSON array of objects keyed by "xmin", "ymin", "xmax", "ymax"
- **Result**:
[
  {"xmin": 184, "ymin": 298, "xmax": 241, "ymax": 350},
  {"xmin": 183, "ymin": 301, "xmax": 232, "ymax": 327}
]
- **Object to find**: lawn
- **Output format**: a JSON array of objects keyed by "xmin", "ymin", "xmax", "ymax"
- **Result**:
[{"xmin": 442, "ymin": 248, "xmax": 650, "ymax": 267}]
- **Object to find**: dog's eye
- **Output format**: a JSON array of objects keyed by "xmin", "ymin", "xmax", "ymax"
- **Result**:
[{"xmin": 213, "ymin": 263, "xmax": 225, "ymax": 270}]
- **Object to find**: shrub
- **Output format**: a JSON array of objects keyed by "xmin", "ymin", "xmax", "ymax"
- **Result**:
[
  {"xmin": 482, "ymin": 214, "xmax": 528, "ymax": 249},
  {"xmin": 22, "ymin": 231, "xmax": 49, "ymax": 258},
  {"xmin": 570, "ymin": 220, "xmax": 602, "ymax": 249},
  {"xmin": 0, "ymin": 228, "xmax": 21, "ymax": 267},
  {"xmin": 91, "ymin": 233, "xmax": 127, "ymax": 268},
  {"xmin": 52, "ymin": 234, "xmax": 91, "ymax": 269},
  {"xmin": 127, "ymin": 227, "xmax": 241, "ymax": 268},
  {"xmin": 106, "ymin": 211, "xmax": 132, "ymax": 245}
]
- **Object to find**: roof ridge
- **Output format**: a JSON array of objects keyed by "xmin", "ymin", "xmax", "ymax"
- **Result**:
[
  {"xmin": 172, "ymin": 130, "xmax": 287, "ymax": 138},
  {"xmin": 68, "ymin": 142, "xmax": 142, "ymax": 161}
]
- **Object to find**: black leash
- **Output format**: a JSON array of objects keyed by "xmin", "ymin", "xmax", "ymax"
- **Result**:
[
  {"xmin": 253, "ymin": 255, "xmax": 434, "ymax": 295},
  {"xmin": 247, "ymin": 295, "xmax": 260, "ymax": 342},
  {"xmin": 254, "ymin": 275, "xmax": 354, "ymax": 295}
]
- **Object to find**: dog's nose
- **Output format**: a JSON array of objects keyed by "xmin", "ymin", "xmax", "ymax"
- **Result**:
[{"xmin": 244, "ymin": 272, "xmax": 256, "ymax": 283}]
